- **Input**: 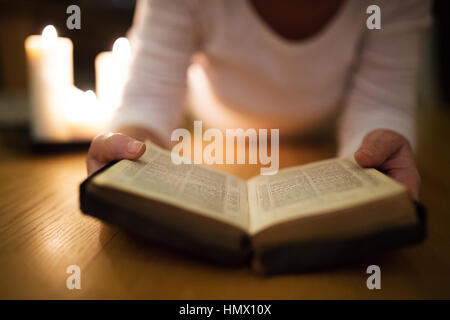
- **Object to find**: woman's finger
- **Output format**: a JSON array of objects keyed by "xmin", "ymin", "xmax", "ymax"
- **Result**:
[
  {"xmin": 354, "ymin": 129, "xmax": 420, "ymax": 200},
  {"xmin": 87, "ymin": 133, "xmax": 146, "ymax": 175},
  {"xmin": 354, "ymin": 130, "xmax": 407, "ymax": 168}
]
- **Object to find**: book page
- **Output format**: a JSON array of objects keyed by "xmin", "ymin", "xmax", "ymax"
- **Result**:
[
  {"xmin": 93, "ymin": 141, "xmax": 249, "ymax": 230},
  {"xmin": 247, "ymin": 157, "xmax": 406, "ymax": 234}
]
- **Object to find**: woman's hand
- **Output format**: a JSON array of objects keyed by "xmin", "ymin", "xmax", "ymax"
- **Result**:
[
  {"xmin": 86, "ymin": 132, "xmax": 146, "ymax": 176},
  {"xmin": 354, "ymin": 129, "xmax": 420, "ymax": 200}
]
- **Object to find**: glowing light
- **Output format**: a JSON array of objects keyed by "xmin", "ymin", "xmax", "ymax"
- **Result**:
[
  {"xmin": 42, "ymin": 25, "xmax": 57, "ymax": 46},
  {"xmin": 84, "ymin": 89, "xmax": 97, "ymax": 102},
  {"xmin": 112, "ymin": 37, "xmax": 131, "ymax": 61},
  {"xmin": 64, "ymin": 88, "xmax": 96, "ymax": 124}
]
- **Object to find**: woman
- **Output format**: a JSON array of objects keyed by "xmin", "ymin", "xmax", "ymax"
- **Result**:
[{"xmin": 87, "ymin": 0, "xmax": 431, "ymax": 200}]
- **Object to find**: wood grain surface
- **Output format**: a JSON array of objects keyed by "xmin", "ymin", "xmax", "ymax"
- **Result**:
[{"xmin": 0, "ymin": 107, "xmax": 449, "ymax": 299}]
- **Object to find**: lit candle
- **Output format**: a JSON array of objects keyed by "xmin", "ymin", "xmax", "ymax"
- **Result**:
[
  {"xmin": 95, "ymin": 37, "xmax": 131, "ymax": 110},
  {"xmin": 24, "ymin": 25, "xmax": 74, "ymax": 142}
]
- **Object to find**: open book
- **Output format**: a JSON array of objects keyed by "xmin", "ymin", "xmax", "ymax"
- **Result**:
[{"xmin": 80, "ymin": 141, "xmax": 425, "ymax": 274}]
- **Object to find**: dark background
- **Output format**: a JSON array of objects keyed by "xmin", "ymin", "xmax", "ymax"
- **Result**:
[
  {"xmin": 434, "ymin": 0, "xmax": 450, "ymax": 102},
  {"xmin": 0, "ymin": 0, "xmax": 136, "ymax": 92},
  {"xmin": 0, "ymin": 0, "xmax": 449, "ymax": 102}
]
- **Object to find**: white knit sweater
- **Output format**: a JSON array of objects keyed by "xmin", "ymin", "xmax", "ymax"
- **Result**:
[{"xmin": 110, "ymin": 0, "xmax": 431, "ymax": 155}]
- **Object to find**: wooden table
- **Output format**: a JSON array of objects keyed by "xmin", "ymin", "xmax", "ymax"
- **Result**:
[{"xmin": 1, "ymin": 107, "xmax": 449, "ymax": 299}]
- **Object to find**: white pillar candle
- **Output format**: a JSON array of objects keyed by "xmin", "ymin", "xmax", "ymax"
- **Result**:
[
  {"xmin": 63, "ymin": 88, "xmax": 102, "ymax": 141},
  {"xmin": 25, "ymin": 25, "xmax": 74, "ymax": 142},
  {"xmin": 95, "ymin": 37, "xmax": 131, "ymax": 111}
]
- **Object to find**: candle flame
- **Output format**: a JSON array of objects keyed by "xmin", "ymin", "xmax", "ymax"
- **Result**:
[
  {"xmin": 112, "ymin": 37, "xmax": 131, "ymax": 61},
  {"xmin": 42, "ymin": 25, "xmax": 57, "ymax": 46},
  {"xmin": 84, "ymin": 90, "xmax": 97, "ymax": 101}
]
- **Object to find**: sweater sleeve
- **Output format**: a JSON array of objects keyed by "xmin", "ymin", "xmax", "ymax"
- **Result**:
[
  {"xmin": 338, "ymin": 0, "xmax": 432, "ymax": 156},
  {"xmin": 108, "ymin": 0, "xmax": 199, "ymax": 144}
]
